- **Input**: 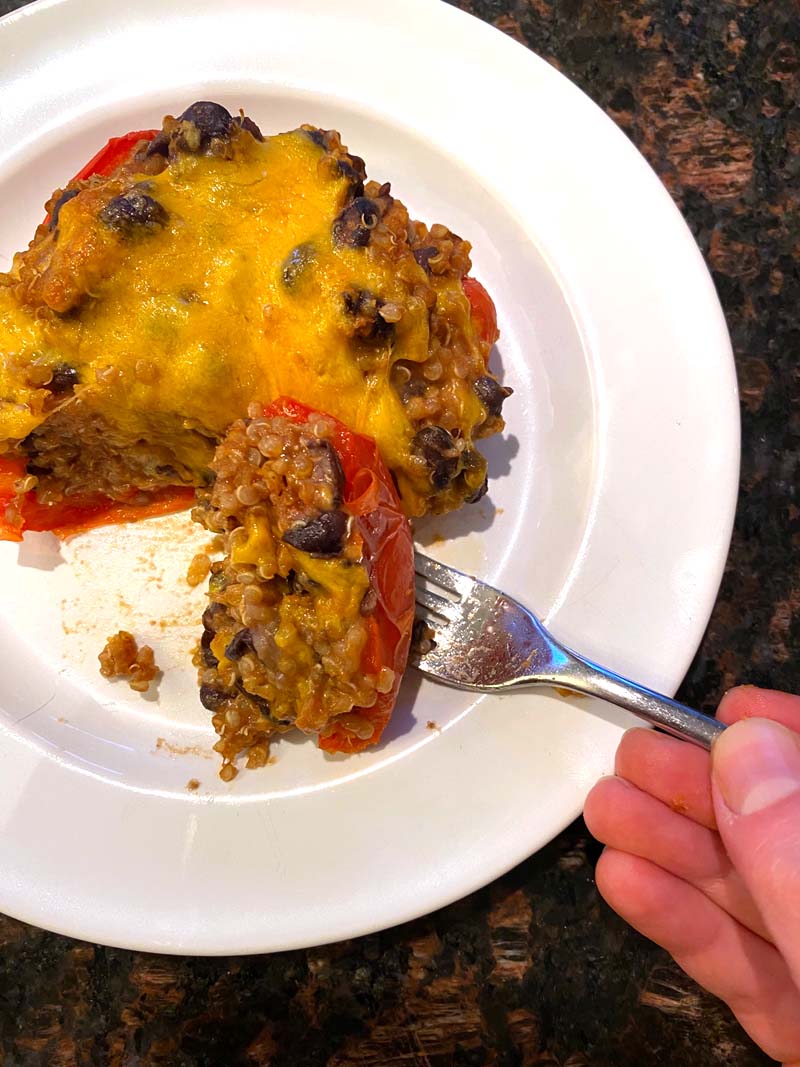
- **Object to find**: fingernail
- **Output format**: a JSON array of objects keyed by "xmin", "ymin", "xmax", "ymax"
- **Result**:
[{"xmin": 712, "ymin": 718, "xmax": 800, "ymax": 816}]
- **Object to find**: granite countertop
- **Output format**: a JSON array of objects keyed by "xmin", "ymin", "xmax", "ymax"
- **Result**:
[{"xmin": 0, "ymin": 0, "xmax": 797, "ymax": 1063}]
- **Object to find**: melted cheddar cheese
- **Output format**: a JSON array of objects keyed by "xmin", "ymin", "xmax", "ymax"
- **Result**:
[{"xmin": 0, "ymin": 109, "xmax": 501, "ymax": 517}]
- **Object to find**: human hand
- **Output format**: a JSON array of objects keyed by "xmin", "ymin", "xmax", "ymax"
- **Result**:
[{"xmin": 584, "ymin": 687, "xmax": 800, "ymax": 1066}]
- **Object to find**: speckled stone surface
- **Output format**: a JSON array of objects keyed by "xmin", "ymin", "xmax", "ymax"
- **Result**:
[{"xmin": 0, "ymin": 0, "xmax": 797, "ymax": 1063}]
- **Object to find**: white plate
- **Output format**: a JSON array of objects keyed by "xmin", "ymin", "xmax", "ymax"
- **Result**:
[{"xmin": 0, "ymin": 0, "xmax": 738, "ymax": 954}]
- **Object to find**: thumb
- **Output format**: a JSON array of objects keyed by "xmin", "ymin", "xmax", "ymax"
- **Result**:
[{"xmin": 711, "ymin": 717, "xmax": 800, "ymax": 986}]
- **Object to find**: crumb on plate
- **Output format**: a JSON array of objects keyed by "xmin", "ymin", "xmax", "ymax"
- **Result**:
[
  {"xmin": 186, "ymin": 551, "xmax": 212, "ymax": 587},
  {"xmin": 98, "ymin": 630, "xmax": 158, "ymax": 692},
  {"xmin": 155, "ymin": 737, "xmax": 214, "ymax": 759}
]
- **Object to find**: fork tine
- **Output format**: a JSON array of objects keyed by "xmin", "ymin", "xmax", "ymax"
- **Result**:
[
  {"xmin": 413, "ymin": 553, "xmax": 469, "ymax": 597},
  {"xmin": 414, "ymin": 584, "xmax": 460, "ymax": 621}
]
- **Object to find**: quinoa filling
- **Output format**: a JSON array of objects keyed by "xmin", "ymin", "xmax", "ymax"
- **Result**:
[
  {"xmin": 20, "ymin": 403, "xmax": 213, "ymax": 507},
  {"xmin": 192, "ymin": 407, "xmax": 393, "ymax": 779}
]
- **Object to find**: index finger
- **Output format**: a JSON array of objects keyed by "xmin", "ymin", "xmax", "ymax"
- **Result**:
[
  {"xmin": 615, "ymin": 728, "xmax": 716, "ymax": 830},
  {"xmin": 719, "ymin": 687, "xmax": 800, "ymax": 734}
]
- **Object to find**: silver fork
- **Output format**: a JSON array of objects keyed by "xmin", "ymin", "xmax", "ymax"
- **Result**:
[{"xmin": 412, "ymin": 553, "xmax": 725, "ymax": 749}]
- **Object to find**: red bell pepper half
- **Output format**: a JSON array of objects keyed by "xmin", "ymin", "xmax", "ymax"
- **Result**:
[
  {"xmin": 263, "ymin": 397, "xmax": 415, "ymax": 754},
  {"xmin": 0, "ymin": 454, "xmax": 194, "ymax": 541},
  {"xmin": 462, "ymin": 274, "xmax": 499, "ymax": 349}
]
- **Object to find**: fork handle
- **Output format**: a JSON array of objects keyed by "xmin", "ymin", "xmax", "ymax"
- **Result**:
[{"xmin": 553, "ymin": 652, "xmax": 725, "ymax": 749}]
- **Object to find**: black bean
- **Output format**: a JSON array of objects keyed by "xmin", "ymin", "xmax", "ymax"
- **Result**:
[
  {"xmin": 176, "ymin": 101, "xmax": 234, "ymax": 151},
  {"xmin": 342, "ymin": 288, "xmax": 393, "ymax": 343},
  {"xmin": 302, "ymin": 129, "xmax": 364, "ymax": 190},
  {"xmin": 466, "ymin": 477, "xmax": 489, "ymax": 504},
  {"xmin": 391, "ymin": 363, "xmax": 427, "ymax": 400},
  {"xmin": 282, "ymin": 510, "xmax": 348, "ymax": 556},
  {"xmin": 47, "ymin": 363, "xmax": 79, "ymax": 395},
  {"xmin": 460, "ymin": 447, "xmax": 487, "ymax": 494},
  {"xmin": 237, "ymin": 115, "xmax": 264, "ymax": 141},
  {"xmin": 308, "ymin": 440, "xmax": 345, "ymax": 508},
  {"xmin": 337, "ymin": 154, "xmax": 366, "ymax": 196},
  {"xmin": 199, "ymin": 684, "xmax": 232, "ymax": 711},
  {"xmin": 281, "ymin": 242, "xmax": 316, "ymax": 288},
  {"xmin": 333, "ymin": 197, "xmax": 380, "ymax": 248},
  {"xmin": 49, "ymin": 188, "xmax": 79, "ymax": 232},
  {"xmin": 304, "ymin": 126, "xmax": 329, "ymax": 148},
  {"xmin": 474, "ymin": 376, "xmax": 512, "ymax": 419},
  {"xmin": 412, "ymin": 426, "xmax": 461, "ymax": 490},
  {"xmin": 200, "ymin": 628, "xmax": 218, "ymax": 668},
  {"xmin": 224, "ymin": 628, "xmax": 255, "ymax": 661},
  {"xmin": 413, "ymin": 246, "xmax": 438, "ymax": 272},
  {"xmin": 144, "ymin": 130, "xmax": 170, "ymax": 158},
  {"xmin": 99, "ymin": 188, "xmax": 168, "ymax": 235},
  {"xmin": 413, "ymin": 424, "xmax": 462, "ymax": 490}
]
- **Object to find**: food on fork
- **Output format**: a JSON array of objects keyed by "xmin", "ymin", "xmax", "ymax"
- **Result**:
[{"xmin": 0, "ymin": 100, "xmax": 509, "ymax": 775}]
